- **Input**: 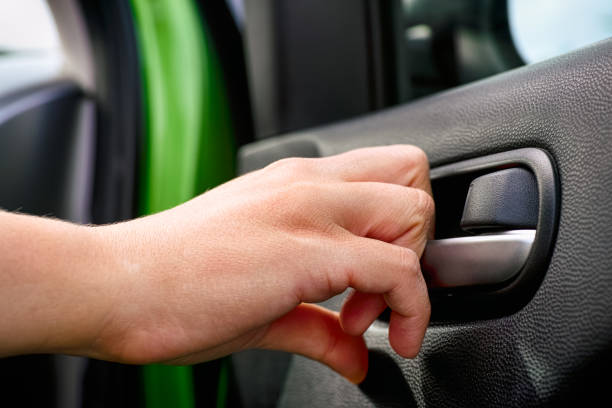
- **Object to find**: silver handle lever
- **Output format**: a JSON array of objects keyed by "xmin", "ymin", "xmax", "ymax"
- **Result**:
[{"xmin": 422, "ymin": 230, "xmax": 536, "ymax": 288}]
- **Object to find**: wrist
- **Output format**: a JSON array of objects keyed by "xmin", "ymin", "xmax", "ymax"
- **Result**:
[
  {"xmin": 0, "ymin": 214, "xmax": 122, "ymax": 357},
  {"xmin": 49, "ymin": 222, "xmax": 123, "ymax": 357},
  {"xmin": 83, "ymin": 219, "xmax": 169, "ymax": 363},
  {"xmin": 77, "ymin": 222, "xmax": 141, "ymax": 361}
]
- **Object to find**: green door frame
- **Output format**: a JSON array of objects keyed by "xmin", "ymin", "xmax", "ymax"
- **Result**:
[{"xmin": 129, "ymin": 0, "xmax": 235, "ymax": 406}]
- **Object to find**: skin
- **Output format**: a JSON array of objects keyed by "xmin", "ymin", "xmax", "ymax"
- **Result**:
[{"xmin": 0, "ymin": 145, "xmax": 434, "ymax": 384}]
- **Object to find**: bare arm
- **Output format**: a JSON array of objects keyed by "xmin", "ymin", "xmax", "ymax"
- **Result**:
[{"xmin": 0, "ymin": 145, "xmax": 434, "ymax": 384}]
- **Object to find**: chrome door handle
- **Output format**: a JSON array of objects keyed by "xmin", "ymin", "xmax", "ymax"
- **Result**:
[{"xmin": 422, "ymin": 230, "xmax": 536, "ymax": 288}]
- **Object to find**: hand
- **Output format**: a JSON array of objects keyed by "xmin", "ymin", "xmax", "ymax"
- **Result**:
[{"xmin": 0, "ymin": 145, "xmax": 434, "ymax": 384}]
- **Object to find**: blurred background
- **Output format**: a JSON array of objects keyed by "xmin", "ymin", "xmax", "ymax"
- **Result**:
[{"xmin": 0, "ymin": 1, "xmax": 610, "ymax": 407}]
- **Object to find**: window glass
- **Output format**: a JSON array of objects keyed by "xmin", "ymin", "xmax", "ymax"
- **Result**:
[
  {"xmin": 396, "ymin": 0, "xmax": 612, "ymax": 103},
  {"xmin": 508, "ymin": 0, "xmax": 612, "ymax": 64},
  {"xmin": 0, "ymin": 0, "xmax": 63, "ymax": 94},
  {"xmin": 0, "ymin": 0, "xmax": 60, "ymax": 51}
]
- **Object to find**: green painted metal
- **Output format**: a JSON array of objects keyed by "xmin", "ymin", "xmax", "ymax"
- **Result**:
[{"xmin": 129, "ymin": 0, "xmax": 235, "ymax": 406}]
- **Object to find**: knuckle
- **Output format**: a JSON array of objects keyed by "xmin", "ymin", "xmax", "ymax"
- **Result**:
[
  {"xmin": 266, "ymin": 157, "xmax": 313, "ymax": 177},
  {"xmin": 413, "ymin": 188, "xmax": 435, "ymax": 220},
  {"xmin": 272, "ymin": 180, "xmax": 317, "ymax": 205},
  {"xmin": 407, "ymin": 146, "xmax": 430, "ymax": 171},
  {"xmin": 391, "ymin": 145, "xmax": 428, "ymax": 169},
  {"xmin": 397, "ymin": 247, "xmax": 420, "ymax": 279},
  {"xmin": 266, "ymin": 181, "xmax": 327, "ymax": 228},
  {"xmin": 388, "ymin": 146, "xmax": 430, "ymax": 187},
  {"xmin": 408, "ymin": 189, "xmax": 435, "ymax": 241}
]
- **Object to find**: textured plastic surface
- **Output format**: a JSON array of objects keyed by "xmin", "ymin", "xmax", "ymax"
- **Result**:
[
  {"xmin": 461, "ymin": 167, "xmax": 538, "ymax": 232},
  {"xmin": 238, "ymin": 39, "xmax": 612, "ymax": 407}
]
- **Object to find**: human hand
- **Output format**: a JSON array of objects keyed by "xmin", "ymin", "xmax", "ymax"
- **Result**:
[{"xmin": 85, "ymin": 145, "xmax": 434, "ymax": 383}]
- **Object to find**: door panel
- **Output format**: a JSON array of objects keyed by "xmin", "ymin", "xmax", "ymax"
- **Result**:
[
  {"xmin": 0, "ymin": 81, "xmax": 95, "ymax": 222},
  {"xmin": 237, "ymin": 39, "xmax": 612, "ymax": 406}
]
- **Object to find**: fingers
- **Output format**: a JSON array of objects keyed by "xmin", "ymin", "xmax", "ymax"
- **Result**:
[
  {"xmin": 331, "ymin": 238, "xmax": 430, "ymax": 358},
  {"xmin": 262, "ymin": 146, "xmax": 434, "ymax": 244},
  {"xmin": 266, "ymin": 145, "xmax": 431, "ymax": 192},
  {"xmin": 340, "ymin": 291, "xmax": 387, "ymax": 336},
  {"xmin": 298, "ymin": 236, "xmax": 430, "ymax": 357},
  {"xmin": 257, "ymin": 303, "xmax": 369, "ymax": 384},
  {"xmin": 322, "ymin": 182, "xmax": 434, "ymax": 256},
  {"xmin": 260, "ymin": 146, "xmax": 434, "ymax": 361},
  {"xmin": 320, "ymin": 145, "xmax": 432, "ymax": 193},
  {"xmin": 292, "ymin": 181, "xmax": 432, "ymax": 355},
  {"xmin": 321, "ymin": 145, "xmax": 434, "ymax": 241}
]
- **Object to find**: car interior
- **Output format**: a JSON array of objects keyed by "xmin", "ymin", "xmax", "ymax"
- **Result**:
[{"xmin": 0, "ymin": 0, "xmax": 611, "ymax": 407}]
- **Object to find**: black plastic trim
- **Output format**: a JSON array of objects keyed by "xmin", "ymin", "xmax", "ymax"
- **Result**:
[
  {"xmin": 0, "ymin": 80, "xmax": 81, "ymax": 124},
  {"xmin": 197, "ymin": 0, "xmax": 255, "ymax": 148},
  {"xmin": 242, "ymin": 0, "xmax": 391, "ymax": 138},
  {"xmin": 460, "ymin": 167, "xmax": 539, "ymax": 232},
  {"xmin": 80, "ymin": 0, "xmax": 143, "ymax": 224}
]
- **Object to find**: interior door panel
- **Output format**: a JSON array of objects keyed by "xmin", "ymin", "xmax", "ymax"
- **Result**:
[
  {"xmin": 0, "ymin": 80, "xmax": 95, "ymax": 222},
  {"xmin": 236, "ymin": 39, "xmax": 612, "ymax": 406}
]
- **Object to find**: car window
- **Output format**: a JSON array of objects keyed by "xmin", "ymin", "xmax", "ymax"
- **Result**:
[
  {"xmin": 0, "ymin": 0, "xmax": 63, "ymax": 94},
  {"xmin": 509, "ymin": 0, "xmax": 612, "ymax": 64},
  {"xmin": 396, "ymin": 0, "xmax": 612, "ymax": 102}
]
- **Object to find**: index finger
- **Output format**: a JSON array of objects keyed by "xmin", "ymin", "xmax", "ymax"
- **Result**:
[{"xmin": 319, "ymin": 145, "xmax": 432, "ymax": 194}]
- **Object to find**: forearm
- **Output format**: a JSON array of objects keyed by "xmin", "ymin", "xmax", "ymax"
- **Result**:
[{"xmin": 0, "ymin": 211, "xmax": 117, "ymax": 357}]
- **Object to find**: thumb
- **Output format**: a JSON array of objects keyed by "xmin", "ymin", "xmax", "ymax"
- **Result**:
[{"xmin": 256, "ymin": 303, "xmax": 368, "ymax": 384}]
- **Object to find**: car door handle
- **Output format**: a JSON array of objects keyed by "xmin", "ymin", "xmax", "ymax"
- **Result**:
[
  {"xmin": 422, "ymin": 230, "xmax": 536, "ymax": 288},
  {"xmin": 422, "ymin": 165, "xmax": 540, "ymax": 289},
  {"xmin": 417, "ymin": 149, "xmax": 559, "ymax": 319}
]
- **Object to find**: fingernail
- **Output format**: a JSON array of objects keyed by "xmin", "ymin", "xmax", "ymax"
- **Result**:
[{"xmin": 345, "ymin": 367, "xmax": 367, "ymax": 385}]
